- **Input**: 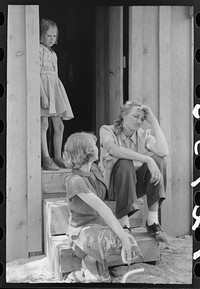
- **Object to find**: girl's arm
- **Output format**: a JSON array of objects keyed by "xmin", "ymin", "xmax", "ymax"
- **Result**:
[{"xmin": 78, "ymin": 191, "xmax": 133, "ymax": 262}]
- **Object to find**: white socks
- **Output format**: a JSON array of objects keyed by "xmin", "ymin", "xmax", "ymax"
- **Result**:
[
  {"xmin": 147, "ymin": 211, "xmax": 159, "ymax": 226},
  {"xmin": 118, "ymin": 215, "xmax": 130, "ymax": 228}
]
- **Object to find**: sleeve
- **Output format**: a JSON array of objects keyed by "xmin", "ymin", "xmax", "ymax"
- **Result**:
[
  {"xmin": 39, "ymin": 46, "xmax": 43, "ymax": 69},
  {"xmin": 100, "ymin": 125, "xmax": 115, "ymax": 153},
  {"xmin": 53, "ymin": 52, "xmax": 58, "ymax": 75},
  {"xmin": 39, "ymin": 47, "xmax": 47, "ymax": 99},
  {"xmin": 145, "ymin": 129, "xmax": 157, "ymax": 151},
  {"xmin": 66, "ymin": 175, "xmax": 92, "ymax": 201}
]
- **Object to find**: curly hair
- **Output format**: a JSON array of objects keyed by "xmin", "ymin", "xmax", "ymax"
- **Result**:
[
  {"xmin": 40, "ymin": 18, "xmax": 58, "ymax": 45},
  {"xmin": 114, "ymin": 100, "xmax": 143, "ymax": 133},
  {"xmin": 63, "ymin": 132, "xmax": 97, "ymax": 169}
]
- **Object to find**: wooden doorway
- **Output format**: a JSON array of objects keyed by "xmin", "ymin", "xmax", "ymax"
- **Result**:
[{"xmin": 39, "ymin": 3, "xmax": 96, "ymax": 156}]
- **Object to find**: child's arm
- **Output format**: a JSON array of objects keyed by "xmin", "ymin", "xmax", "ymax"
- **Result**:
[
  {"xmin": 78, "ymin": 191, "xmax": 133, "ymax": 263},
  {"xmin": 39, "ymin": 47, "xmax": 49, "ymax": 109}
]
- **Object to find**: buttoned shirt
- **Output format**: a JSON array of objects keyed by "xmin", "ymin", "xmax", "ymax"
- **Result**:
[{"xmin": 99, "ymin": 124, "xmax": 156, "ymax": 188}]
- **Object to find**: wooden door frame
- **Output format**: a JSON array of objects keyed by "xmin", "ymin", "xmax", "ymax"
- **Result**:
[{"xmin": 7, "ymin": 5, "xmax": 42, "ymax": 261}]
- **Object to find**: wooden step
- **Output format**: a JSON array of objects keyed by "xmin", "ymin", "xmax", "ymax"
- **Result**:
[
  {"xmin": 43, "ymin": 199, "xmax": 159, "ymax": 280},
  {"xmin": 42, "ymin": 169, "xmax": 71, "ymax": 199},
  {"xmin": 47, "ymin": 227, "xmax": 160, "ymax": 280},
  {"xmin": 42, "ymin": 169, "xmax": 144, "ymax": 227}
]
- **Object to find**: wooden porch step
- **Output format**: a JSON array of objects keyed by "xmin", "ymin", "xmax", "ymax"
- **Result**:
[
  {"xmin": 47, "ymin": 227, "xmax": 159, "ymax": 280},
  {"xmin": 43, "ymin": 197, "xmax": 143, "ymax": 256},
  {"xmin": 42, "ymin": 169, "xmax": 71, "ymax": 199},
  {"xmin": 42, "ymin": 169, "xmax": 144, "ymax": 227},
  {"xmin": 43, "ymin": 198, "xmax": 159, "ymax": 280}
]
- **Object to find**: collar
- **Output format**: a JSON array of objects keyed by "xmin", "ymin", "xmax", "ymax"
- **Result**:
[
  {"xmin": 72, "ymin": 168, "xmax": 93, "ymax": 178},
  {"xmin": 40, "ymin": 43, "xmax": 53, "ymax": 53},
  {"xmin": 120, "ymin": 131, "xmax": 138, "ymax": 145}
]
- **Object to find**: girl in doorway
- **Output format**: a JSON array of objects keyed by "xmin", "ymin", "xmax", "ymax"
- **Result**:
[{"xmin": 40, "ymin": 18, "xmax": 74, "ymax": 170}]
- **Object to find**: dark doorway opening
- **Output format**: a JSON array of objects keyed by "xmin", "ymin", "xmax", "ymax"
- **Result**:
[{"xmin": 39, "ymin": 3, "xmax": 96, "ymax": 156}]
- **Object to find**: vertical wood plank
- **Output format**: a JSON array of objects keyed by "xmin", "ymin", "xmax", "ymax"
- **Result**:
[
  {"xmin": 129, "ymin": 6, "xmax": 144, "ymax": 102},
  {"xmin": 25, "ymin": 5, "xmax": 42, "ymax": 254},
  {"xmin": 109, "ymin": 6, "xmax": 123, "ymax": 123},
  {"xmin": 143, "ymin": 6, "xmax": 159, "ymax": 117},
  {"xmin": 158, "ymin": 6, "xmax": 173, "ymax": 234},
  {"xmin": 95, "ymin": 6, "xmax": 109, "ymax": 134},
  {"xmin": 170, "ymin": 6, "xmax": 193, "ymax": 236},
  {"xmin": 7, "ymin": 5, "xmax": 28, "ymax": 261}
]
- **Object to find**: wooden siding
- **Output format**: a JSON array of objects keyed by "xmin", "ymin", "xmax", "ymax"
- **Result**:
[
  {"xmin": 7, "ymin": 5, "xmax": 41, "ymax": 261},
  {"xmin": 128, "ymin": 6, "xmax": 193, "ymax": 237},
  {"xmin": 168, "ymin": 6, "xmax": 193, "ymax": 236},
  {"xmin": 96, "ymin": 6, "xmax": 123, "ymax": 132},
  {"xmin": 96, "ymin": 6, "xmax": 193, "ymax": 237}
]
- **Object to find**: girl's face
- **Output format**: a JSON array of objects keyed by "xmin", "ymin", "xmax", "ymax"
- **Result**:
[
  {"xmin": 123, "ymin": 106, "xmax": 145, "ymax": 133},
  {"xmin": 90, "ymin": 139, "xmax": 98, "ymax": 163},
  {"xmin": 42, "ymin": 26, "xmax": 57, "ymax": 48}
]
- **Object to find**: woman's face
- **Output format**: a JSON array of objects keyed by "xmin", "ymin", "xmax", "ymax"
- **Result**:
[
  {"xmin": 123, "ymin": 106, "xmax": 145, "ymax": 133},
  {"xmin": 42, "ymin": 26, "xmax": 57, "ymax": 48}
]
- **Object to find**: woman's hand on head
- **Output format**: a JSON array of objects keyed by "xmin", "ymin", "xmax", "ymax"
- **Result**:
[{"xmin": 139, "ymin": 105, "xmax": 158, "ymax": 125}]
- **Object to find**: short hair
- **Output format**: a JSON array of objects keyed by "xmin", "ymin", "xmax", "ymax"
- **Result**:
[
  {"xmin": 63, "ymin": 132, "xmax": 97, "ymax": 169},
  {"xmin": 40, "ymin": 18, "xmax": 58, "ymax": 44},
  {"xmin": 114, "ymin": 100, "xmax": 143, "ymax": 133}
]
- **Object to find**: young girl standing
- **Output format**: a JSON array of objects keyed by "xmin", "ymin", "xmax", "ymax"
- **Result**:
[{"xmin": 40, "ymin": 18, "xmax": 74, "ymax": 170}]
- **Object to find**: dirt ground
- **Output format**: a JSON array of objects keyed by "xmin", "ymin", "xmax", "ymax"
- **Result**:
[{"xmin": 6, "ymin": 234, "xmax": 192, "ymax": 285}]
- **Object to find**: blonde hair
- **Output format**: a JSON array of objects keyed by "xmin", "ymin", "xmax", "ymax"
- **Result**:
[
  {"xmin": 63, "ymin": 132, "xmax": 97, "ymax": 169},
  {"xmin": 114, "ymin": 100, "xmax": 143, "ymax": 133},
  {"xmin": 40, "ymin": 18, "xmax": 58, "ymax": 44}
]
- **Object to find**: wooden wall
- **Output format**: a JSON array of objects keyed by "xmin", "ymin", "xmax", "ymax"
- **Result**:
[
  {"xmin": 7, "ymin": 5, "xmax": 42, "ymax": 262},
  {"xmin": 96, "ymin": 6, "xmax": 193, "ymax": 237},
  {"xmin": 96, "ymin": 6, "xmax": 123, "ymax": 132}
]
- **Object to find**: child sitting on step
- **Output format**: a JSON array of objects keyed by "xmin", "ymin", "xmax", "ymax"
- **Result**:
[{"xmin": 63, "ymin": 132, "xmax": 142, "ymax": 283}]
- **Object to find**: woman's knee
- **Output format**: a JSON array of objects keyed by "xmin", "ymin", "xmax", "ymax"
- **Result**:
[{"xmin": 115, "ymin": 159, "xmax": 136, "ymax": 172}]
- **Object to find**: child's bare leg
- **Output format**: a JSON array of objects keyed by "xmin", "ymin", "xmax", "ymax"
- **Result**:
[
  {"xmin": 51, "ymin": 116, "xmax": 64, "ymax": 158},
  {"xmin": 41, "ymin": 116, "xmax": 49, "ymax": 157},
  {"xmin": 41, "ymin": 116, "xmax": 59, "ymax": 170},
  {"xmin": 51, "ymin": 116, "xmax": 66, "ymax": 168}
]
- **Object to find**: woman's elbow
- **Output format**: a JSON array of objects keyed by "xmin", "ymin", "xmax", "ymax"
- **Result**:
[{"xmin": 158, "ymin": 148, "xmax": 169, "ymax": 157}]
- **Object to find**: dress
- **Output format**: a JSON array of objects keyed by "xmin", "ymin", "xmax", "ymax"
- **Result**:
[
  {"xmin": 65, "ymin": 164, "xmax": 122, "ymax": 265},
  {"xmin": 40, "ymin": 43, "xmax": 74, "ymax": 120}
]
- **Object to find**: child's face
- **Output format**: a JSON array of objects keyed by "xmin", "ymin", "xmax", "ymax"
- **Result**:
[
  {"xmin": 42, "ymin": 26, "xmax": 57, "ymax": 48},
  {"xmin": 90, "ymin": 139, "xmax": 98, "ymax": 162}
]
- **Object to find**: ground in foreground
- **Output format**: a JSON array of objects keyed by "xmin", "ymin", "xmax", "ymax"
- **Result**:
[{"xmin": 6, "ymin": 234, "xmax": 192, "ymax": 284}]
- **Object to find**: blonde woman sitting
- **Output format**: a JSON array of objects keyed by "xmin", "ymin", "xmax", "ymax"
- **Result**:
[{"xmin": 63, "ymin": 132, "xmax": 142, "ymax": 283}]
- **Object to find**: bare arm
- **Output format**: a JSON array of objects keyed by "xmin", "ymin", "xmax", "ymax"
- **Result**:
[
  {"xmin": 78, "ymin": 191, "xmax": 133, "ymax": 262},
  {"xmin": 140, "ymin": 105, "xmax": 169, "ymax": 157},
  {"xmin": 148, "ymin": 120, "xmax": 169, "ymax": 157}
]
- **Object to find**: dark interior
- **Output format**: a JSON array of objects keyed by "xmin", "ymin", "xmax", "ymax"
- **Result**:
[{"xmin": 39, "ymin": 2, "xmax": 96, "ymax": 156}]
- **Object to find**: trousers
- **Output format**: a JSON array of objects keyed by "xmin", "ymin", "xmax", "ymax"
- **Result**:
[{"xmin": 108, "ymin": 155, "xmax": 167, "ymax": 219}]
